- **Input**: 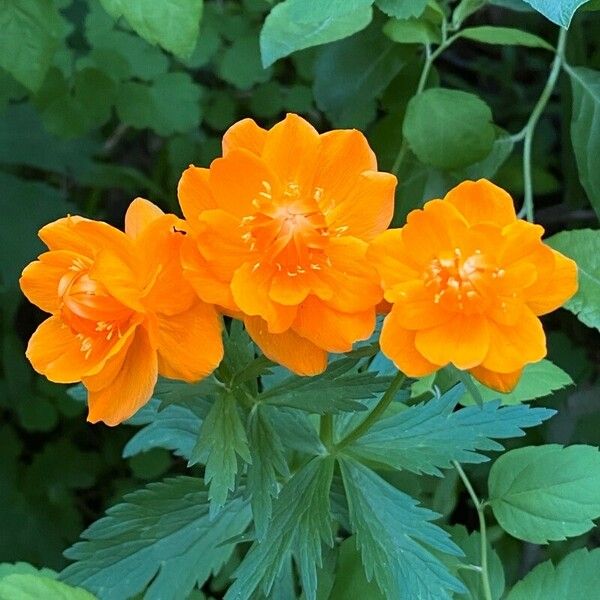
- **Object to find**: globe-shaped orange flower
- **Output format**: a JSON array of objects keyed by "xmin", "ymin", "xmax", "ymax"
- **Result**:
[
  {"xmin": 368, "ymin": 179, "xmax": 578, "ymax": 391},
  {"xmin": 20, "ymin": 199, "xmax": 223, "ymax": 425},
  {"xmin": 179, "ymin": 113, "xmax": 397, "ymax": 375}
]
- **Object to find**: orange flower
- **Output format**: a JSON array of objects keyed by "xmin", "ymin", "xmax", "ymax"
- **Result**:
[
  {"xmin": 20, "ymin": 198, "xmax": 223, "ymax": 425},
  {"xmin": 178, "ymin": 113, "xmax": 397, "ymax": 375},
  {"xmin": 368, "ymin": 179, "xmax": 578, "ymax": 392}
]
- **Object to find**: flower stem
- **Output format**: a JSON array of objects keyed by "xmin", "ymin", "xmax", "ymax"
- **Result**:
[
  {"xmin": 336, "ymin": 371, "xmax": 406, "ymax": 450},
  {"xmin": 453, "ymin": 461, "xmax": 493, "ymax": 600},
  {"xmin": 452, "ymin": 367, "xmax": 485, "ymax": 407},
  {"xmin": 320, "ymin": 413, "xmax": 333, "ymax": 448},
  {"xmin": 518, "ymin": 27, "xmax": 568, "ymax": 222}
]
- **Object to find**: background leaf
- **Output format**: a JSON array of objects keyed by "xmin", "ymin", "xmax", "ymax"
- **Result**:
[
  {"xmin": 521, "ymin": 0, "xmax": 590, "ymax": 27},
  {"xmin": 0, "ymin": 573, "xmax": 96, "ymax": 600},
  {"xmin": 458, "ymin": 26, "xmax": 553, "ymax": 50}
]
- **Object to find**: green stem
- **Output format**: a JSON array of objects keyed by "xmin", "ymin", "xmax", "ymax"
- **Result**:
[
  {"xmin": 518, "ymin": 27, "xmax": 568, "ymax": 222},
  {"xmin": 453, "ymin": 461, "xmax": 493, "ymax": 600},
  {"xmin": 320, "ymin": 414, "xmax": 333, "ymax": 448},
  {"xmin": 336, "ymin": 372, "xmax": 406, "ymax": 450},
  {"xmin": 452, "ymin": 367, "xmax": 485, "ymax": 406}
]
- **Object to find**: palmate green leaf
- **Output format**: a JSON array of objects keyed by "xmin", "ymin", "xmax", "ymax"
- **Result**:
[
  {"xmin": 189, "ymin": 394, "xmax": 251, "ymax": 516},
  {"xmin": 458, "ymin": 26, "xmax": 553, "ymax": 50},
  {"xmin": 259, "ymin": 357, "xmax": 391, "ymax": 414},
  {"xmin": 489, "ymin": 444, "xmax": 600, "ymax": 543},
  {"xmin": 219, "ymin": 32, "xmax": 272, "ymax": 91},
  {"xmin": 347, "ymin": 384, "xmax": 555, "ymax": 475},
  {"xmin": 505, "ymin": 548, "xmax": 600, "ymax": 600},
  {"xmin": 340, "ymin": 458, "xmax": 466, "ymax": 600},
  {"xmin": 458, "ymin": 360, "xmax": 573, "ymax": 405},
  {"xmin": 376, "ymin": 0, "xmax": 428, "ymax": 18},
  {"xmin": 247, "ymin": 405, "xmax": 290, "ymax": 540},
  {"xmin": 0, "ymin": 563, "xmax": 56, "ymax": 580},
  {"xmin": 266, "ymin": 406, "xmax": 325, "ymax": 456},
  {"xmin": 403, "ymin": 88, "xmax": 496, "ymax": 170},
  {"xmin": 226, "ymin": 456, "xmax": 334, "ymax": 600},
  {"xmin": 0, "ymin": 574, "xmax": 96, "ymax": 600},
  {"xmin": 547, "ymin": 229, "xmax": 600, "ymax": 331},
  {"xmin": 61, "ymin": 477, "xmax": 251, "ymax": 600},
  {"xmin": 567, "ymin": 66, "xmax": 600, "ymax": 217},
  {"xmin": 522, "ymin": 0, "xmax": 590, "ymax": 27},
  {"xmin": 0, "ymin": 0, "xmax": 67, "ymax": 91},
  {"xmin": 98, "ymin": 0, "xmax": 203, "ymax": 59},
  {"xmin": 259, "ymin": 0, "xmax": 373, "ymax": 68}
]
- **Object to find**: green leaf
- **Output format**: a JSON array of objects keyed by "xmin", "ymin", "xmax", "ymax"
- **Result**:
[
  {"xmin": 567, "ymin": 66, "xmax": 600, "ymax": 217},
  {"xmin": 0, "ymin": 574, "xmax": 96, "ymax": 600},
  {"xmin": 376, "ymin": 0, "xmax": 428, "ymax": 18},
  {"xmin": 458, "ymin": 26, "xmax": 553, "ymax": 50},
  {"xmin": 463, "ymin": 129, "xmax": 514, "ymax": 180},
  {"xmin": 260, "ymin": 0, "xmax": 373, "ymax": 67},
  {"xmin": 0, "ymin": 564, "xmax": 56, "ymax": 580},
  {"xmin": 452, "ymin": 0, "xmax": 487, "ymax": 28},
  {"xmin": 384, "ymin": 17, "xmax": 442, "ymax": 44},
  {"xmin": 458, "ymin": 360, "xmax": 573, "ymax": 405},
  {"xmin": 340, "ymin": 458, "xmax": 465, "ymax": 599},
  {"xmin": 521, "ymin": 0, "xmax": 590, "ymax": 27},
  {"xmin": 98, "ymin": 0, "xmax": 203, "ymax": 59},
  {"xmin": 189, "ymin": 394, "xmax": 251, "ymax": 515},
  {"xmin": 259, "ymin": 358, "xmax": 391, "ymax": 414},
  {"xmin": 266, "ymin": 407, "xmax": 325, "ymax": 456},
  {"xmin": 62, "ymin": 477, "xmax": 251, "ymax": 600},
  {"xmin": 347, "ymin": 384, "xmax": 555, "ymax": 474},
  {"xmin": 403, "ymin": 88, "xmax": 496, "ymax": 170},
  {"xmin": 116, "ymin": 72, "xmax": 203, "ymax": 135},
  {"xmin": 226, "ymin": 456, "xmax": 334, "ymax": 600},
  {"xmin": 219, "ymin": 32, "xmax": 272, "ymax": 91},
  {"xmin": 488, "ymin": 444, "xmax": 600, "ymax": 543},
  {"xmin": 247, "ymin": 405, "xmax": 290, "ymax": 539},
  {"xmin": 547, "ymin": 229, "xmax": 600, "ymax": 331},
  {"xmin": 0, "ymin": 0, "xmax": 67, "ymax": 91},
  {"xmin": 505, "ymin": 548, "xmax": 600, "ymax": 600}
]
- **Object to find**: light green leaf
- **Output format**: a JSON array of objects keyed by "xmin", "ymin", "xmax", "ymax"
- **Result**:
[
  {"xmin": 98, "ymin": 0, "xmax": 203, "ymax": 58},
  {"xmin": 0, "ymin": 0, "xmax": 67, "ymax": 91},
  {"xmin": 489, "ymin": 445, "xmax": 600, "ymax": 543},
  {"xmin": 452, "ymin": 0, "xmax": 487, "ymax": 28},
  {"xmin": 458, "ymin": 360, "xmax": 573, "ymax": 405},
  {"xmin": 383, "ymin": 17, "xmax": 442, "ymax": 44},
  {"xmin": 522, "ymin": 0, "xmax": 590, "ymax": 27},
  {"xmin": 190, "ymin": 394, "xmax": 251, "ymax": 516},
  {"xmin": 347, "ymin": 384, "xmax": 555, "ymax": 474},
  {"xmin": 260, "ymin": 0, "xmax": 373, "ymax": 67},
  {"xmin": 62, "ymin": 477, "xmax": 251, "ymax": 600},
  {"xmin": 0, "ymin": 563, "xmax": 56, "ymax": 580},
  {"xmin": 259, "ymin": 358, "xmax": 391, "ymax": 414},
  {"xmin": 403, "ymin": 88, "xmax": 496, "ymax": 169},
  {"xmin": 567, "ymin": 66, "xmax": 600, "ymax": 217},
  {"xmin": 505, "ymin": 548, "xmax": 600, "ymax": 600},
  {"xmin": 547, "ymin": 229, "xmax": 600, "ymax": 331},
  {"xmin": 376, "ymin": 0, "xmax": 428, "ymax": 18},
  {"xmin": 459, "ymin": 26, "xmax": 553, "ymax": 50},
  {"xmin": 0, "ymin": 574, "xmax": 96, "ymax": 600},
  {"xmin": 226, "ymin": 456, "xmax": 334, "ymax": 600},
  {"xmin": 116, "ymin": 72, "xmax": 203, "ymax": 135},
  {"xmin": 340, "ymin": 458, "xmax": 465, "ymax": 599}
]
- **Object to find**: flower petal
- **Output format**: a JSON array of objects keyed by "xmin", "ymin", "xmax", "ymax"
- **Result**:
[
  {"xmin": 86, "ymin": 326, "xmax": 158, "ymax": 426},
  {"xmin": 178, "ymin": 165, "xmax": 217, "ymax": 226},
  {"xmin": 157, "ymin": 300, "xmax": 223, "ymax": 382},
  {"xmin": 380, "ymin": 308, "xmax": 438, "ymax": 377},
  {"xmin": 244, "ymin": 316, "xmax": 327, "ymax": 375},
  {"xmin": 38, "ymin": 216, "xmax": 90, "ymax": 254},
  {"xmin": 223, "ymin": 117, "xmax": 268, "ymax": 156},
  {"xmin": 469, "ymin": 364, "xmax": 523, "ymax": 393},
  {"xmin": 124, "ymin": 198, "xmax": 164, "ymax": 239},
  {"xmin": 445, "ymin": 179, "xmax": 516, "ymax": 226},
  {"xmin": 415, "ymin": 314, "xmax": 490, "ymax": 370}
]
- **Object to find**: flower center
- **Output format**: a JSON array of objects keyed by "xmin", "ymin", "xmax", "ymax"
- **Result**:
[
  {"xmin": 240, "ymin": 181, "xmax": 332, "ymax": 275},
  {"xmin": 58, "ymin": 258, "xmax": 133, "ymax": 358}
]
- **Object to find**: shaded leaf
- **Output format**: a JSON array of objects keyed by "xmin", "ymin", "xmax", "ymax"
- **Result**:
[
  {"xmin": 459, "ymin": 26, "xmax": 553, "ymax": 50},
  {"xmin": 376, "ymin": 0, "xmax": 428, "ymax": 18}
]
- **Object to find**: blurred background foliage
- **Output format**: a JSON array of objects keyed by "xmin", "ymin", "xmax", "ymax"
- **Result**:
[{"xmin": 0, "ymin": 0, "xmax": 599, "ymax": 589}]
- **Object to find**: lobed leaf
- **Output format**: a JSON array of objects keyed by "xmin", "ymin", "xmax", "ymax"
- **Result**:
[{"xmin": 0, "ymin": 573, "xmax": 95, "ymax": 600}]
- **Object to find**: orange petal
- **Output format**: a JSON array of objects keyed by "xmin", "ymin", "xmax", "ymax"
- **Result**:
[
  {"xmin": 269, "ymin": 269, "xmax": 312, "ymax": 306},
  {"xmin": 293, "ymin": 296, "xmax": 376, "ymax": 352},
  {"xmin": 86, "ymin": 326, "xmax": 158, "ymax": 426},
  {"xmin": 231, "ymin": 263, "xmax": 297, "ymax": 333},
  {"xmin": 157, "ymin": 300, "xmax": 223, "ymax": 382},
  {"xmin": 178, "ymin": 165, "xmax": 217, "ymax": 226},
  {"xmin": 222, "ymin": 118, "xmax": 268, "ymax": 156},
  {"xmin": 482, "ymin": 307, "xmax": 546, "ymax": 373},
  {"xmin": 525, "ymin": 249, "xmax": 578, "ymax": 316},
  {"xmin": 445, "ymin": 179, "xmax": 516, "ymax": 227},
  {"xmin": 38, "ymin": 215, "xmax": 89, "ymax": 254},
  {"xmin": 262, "ymin": 113, "xmax": 320, "ymax": 189},
  {"xmin": 244, "ymin": 315, "xmax": 327, "ymax": 375},
  {"xmin": 325, "ymin": 170, "xmax": 396, "ymax": 241},
  {"xmin": 415, "ymin": 314, "xmax": 490, "ymax": 370},
  {"xmin": 498, "ymin": 220, "xmax": 545, "ymax": 266},
  {"xmin": 379, "ymin": 308, "xmax": 438, "ymax": 376},
  {"xmin": 209, "ymin": 149, "xmax": 280, "ymax": 218},
  {"xmin": 83, "ymin": 331, "xmax": 136, "ymax": 392},
  {"xmin": 20, "ymin": 250, "xmax": 81, "ymax": 314},
  {"xmin": 469, "ymin": 364, "xmax": 523, "ymax": 393},
  {"xmin": 124, "ymin": 198, "xmax": 164, "ymax": 239}
]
